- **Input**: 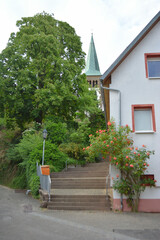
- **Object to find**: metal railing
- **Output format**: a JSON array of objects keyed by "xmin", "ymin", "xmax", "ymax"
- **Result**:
[
  {"xmin": 37, "ymin": 162, "xmax": 51, "ymax": 201},
  {"xmin": 106, "ymin": 174, "xmax": 110, "ymax": 200}
]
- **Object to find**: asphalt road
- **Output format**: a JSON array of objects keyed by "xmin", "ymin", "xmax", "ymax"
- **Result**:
[{"xmin": 1, "ymin": 185, "xmax": 160, "ymax": 240}]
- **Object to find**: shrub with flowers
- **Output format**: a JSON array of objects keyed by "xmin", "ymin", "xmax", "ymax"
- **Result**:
[{"xmin": 84, "ymin": 121, "xmax": 156, "ymax": 212}]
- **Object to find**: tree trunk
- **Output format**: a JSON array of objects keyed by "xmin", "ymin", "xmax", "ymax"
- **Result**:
[{"xmin": 132, "ymin": 191, "xmax": 140, "ymax": 212}]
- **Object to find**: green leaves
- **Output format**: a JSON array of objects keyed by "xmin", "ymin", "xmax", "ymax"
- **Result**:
[
  {"xmin": 85, "ymin": 121, "xmax": 155, "ymax": 211},
  {"xmin": 0, "ymin": 12, "xmax": 97, "ymax": 128}
]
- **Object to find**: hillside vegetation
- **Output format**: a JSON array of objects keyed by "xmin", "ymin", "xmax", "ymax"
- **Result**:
[{"xmin": 0, "ymin": 12, "xmax": 106, "ymax": 196}]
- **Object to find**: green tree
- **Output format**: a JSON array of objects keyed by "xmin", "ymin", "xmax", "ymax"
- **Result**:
[{"xmin": 0, "ymin": 12, "xmax": 97, "ymax": 129}]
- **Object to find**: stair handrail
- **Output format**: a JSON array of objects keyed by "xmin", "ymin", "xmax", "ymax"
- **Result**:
[
  {"xmin": 37, "ymin": 162, "xmax": 51, "ymax": 202},
  {"xmin": 106, "ymin": 173, "xmax": 110, "ymax": 200}
]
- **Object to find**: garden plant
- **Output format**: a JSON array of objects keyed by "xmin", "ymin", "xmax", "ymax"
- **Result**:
[{"xmin": 84, "ymin": 121, "xmax": 156, "ymax": 212}]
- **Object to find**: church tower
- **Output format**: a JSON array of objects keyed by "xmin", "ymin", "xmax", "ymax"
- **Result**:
[{"xmin": 85, "ymin": 34, "xmax": 101, "ymax": 87}]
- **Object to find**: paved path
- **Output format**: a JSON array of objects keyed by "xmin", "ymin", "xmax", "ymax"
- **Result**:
[{"xmin": 1, "ymin": 185, "xmax": 160, "ymax": 240}]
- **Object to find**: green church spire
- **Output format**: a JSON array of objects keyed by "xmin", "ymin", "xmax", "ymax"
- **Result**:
[{"xmin": 85, "ymin": 34, "xmax": 101, "ymax": 76}]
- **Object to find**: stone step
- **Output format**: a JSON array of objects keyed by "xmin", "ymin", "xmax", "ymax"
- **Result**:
[
  {"xmin": 85, "ymin": 162, "xmax": 108, "ymax": 166},
  {"xmin": 50, "ymin": 195, "xmax": 107, "ymax": 199},
  {"xmin": 52, "ymin": 169, "xmax": 108, "ymax": 173},
  {"xmin": 41, "ymin": 193, "xmax": 110, "ymax": 202},
  {"xmin": 51, "ymin": 178, "xmax": 106, "ymax": 181},
  {"xmin": 65, "ymin": 166, "xmax": 108, "ymax": 172},
  {"xmin": 51, "ymin": 172, "xmax": 108, "ymax": 178},
  {"xmin": 50, "ymin": 195, "xmax": 108, "ymax": 202},
  {"xmin": 51, "ymin": 179, "xmax": 106, "ymax": 188},
  {"xmin": 49, "ymin": 202, "xmax": 108, "ymax": 207},
  {"xmin": 50, "ymin": 189, "xmax": 106, "ymax": 195},
  {"xmin": 41, "ymin": 160, "xmax": 111, "ymax": 211},
  {"xmin": 65, "ymin": 169, "xmax": 108, "ymax": 173},
  {"xmin": 66, "ymin": 161, "xmax": 108, "ymax": 168},
  {"xmin": 51, "ymin": 182, "xmax": 106, "ymax": 185},
  {"xmin": 51, "ymin": 185, "xmax": 106, "ymax": 189},
  {"xmin": 51, "ymin": 177, "xmax": 106, "ymax": 180},
  {"xmin": 47, "ymin": 205, "xmax": 110, "ymax": 211}
]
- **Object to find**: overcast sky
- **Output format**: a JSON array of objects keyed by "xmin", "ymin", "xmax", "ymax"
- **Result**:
[{"xmin": 0, "ymin": 0, "xmax": 160, "ymax": 73}]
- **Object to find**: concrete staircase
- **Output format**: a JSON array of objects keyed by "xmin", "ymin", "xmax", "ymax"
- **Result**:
[{"xmin": 47, "ymin": 161, "xmax": 111, "ymax": 211}]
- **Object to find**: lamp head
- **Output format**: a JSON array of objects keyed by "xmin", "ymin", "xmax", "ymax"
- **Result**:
[{"xmin": 43, "ymin": 129, "xmax": 47, "ymax": 139}]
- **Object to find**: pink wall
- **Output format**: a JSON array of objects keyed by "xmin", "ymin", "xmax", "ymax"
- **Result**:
[{"xmin": 113, "ymin": 199, "xmax": 160, "ymax": 212}]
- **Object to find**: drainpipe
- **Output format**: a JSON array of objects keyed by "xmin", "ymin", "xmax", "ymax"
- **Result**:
[
  {"xmin": 100, "ymin": 80, "xmax": 121, "ymax": 126},
  {"xmin": 100, "ymin": 79, "xmax": 123, "ymax": 211}
]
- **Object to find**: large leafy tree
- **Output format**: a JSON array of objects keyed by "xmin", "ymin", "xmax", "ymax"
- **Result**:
[{"xmin": 0, "ymin": 12, "xmax": 97, "ymax": 129}]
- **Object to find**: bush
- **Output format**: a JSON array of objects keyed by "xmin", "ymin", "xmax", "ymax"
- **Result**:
[
  {"xmin": 25, "ymin": 140, "xmax": 70, "ymax": 196},
  {"xmin": 2, "ymin": 110, "xmax": 106, "ymax": 195},
  {"xmin": 85, "ymin": 121, "xmax": 155, "ymax": 212},
  {"xmin": 11, "ymin": 171, "xmax": 27, "ymax": 189},
  {"xmin": 29, "ymin": 174, "xmax": 40, "ymax": 197},
  {"xmin": 5, "ymin": 124, "xmax": 74, "ymax": 196},
  {"xmin": 59, "ymin": 142, "xmax": 87, "ymax": 164},
  {"xmin": 44, "ymin": 121, "xmax": 67, "ymax": 145},
  {"xmin": 29, "ymin": 140, "xmax": 69, "ymax": 172},
  {"xmin": 89, "ymin": 110, "xmax": 106, "ymax": 134},
  {"xmin": 5, "ymin": 130, "xmax": 42, "ymax": 192},
  {"xmin": 0, "ymin": 118, "xmax": 5, "ymax": 130}
]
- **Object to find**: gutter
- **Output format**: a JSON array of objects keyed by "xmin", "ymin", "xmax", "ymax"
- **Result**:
[{"xmin": 100, "ymin": 79, "xmax": 123, "ymax": 211}]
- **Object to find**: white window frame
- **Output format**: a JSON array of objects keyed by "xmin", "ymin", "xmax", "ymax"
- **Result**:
[
  {"xmin": 145, "ymin": 53, "xmax": 160, "ymax": 79},
  {"xmin": 132, "ymin": 104, "xmax": 156, "ymax": 133}
]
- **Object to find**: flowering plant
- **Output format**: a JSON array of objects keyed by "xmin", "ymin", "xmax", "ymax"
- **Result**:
[{"xmin": 84, "ymin": 121, "xmax": 155, "ymax": 212}]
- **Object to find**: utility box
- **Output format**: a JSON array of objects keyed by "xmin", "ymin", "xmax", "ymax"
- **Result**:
[{"xmin": 41, "ymin": 165, "xmax": 50, "ymax": 175}]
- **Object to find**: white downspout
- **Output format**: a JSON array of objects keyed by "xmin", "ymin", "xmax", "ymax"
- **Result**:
[
  {"xmin": 100, "ymin": 81, "xmax": 121, "ymax": 126},
  {"xmin": 100, "ymin": 80, "xmax": 123, "ymax": 211}
]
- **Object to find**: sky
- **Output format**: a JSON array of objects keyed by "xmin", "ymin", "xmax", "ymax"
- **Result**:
[{"xmin": 0, "ymin": 0, "xmax": 160, "ymax": 74}]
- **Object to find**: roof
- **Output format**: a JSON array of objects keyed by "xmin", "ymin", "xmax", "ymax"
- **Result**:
[
  {"xmin": 101, "ymin": 11, "xmax": 160, "ymax": 83},
  {"xmin": 85, "ymin": 34, "xmax": 101, "ymax": 76}
]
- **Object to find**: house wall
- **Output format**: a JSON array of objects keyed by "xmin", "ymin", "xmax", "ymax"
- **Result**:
[{"xmin": 109, "ymin": 21, "xmax": 160, "ymax": 210}]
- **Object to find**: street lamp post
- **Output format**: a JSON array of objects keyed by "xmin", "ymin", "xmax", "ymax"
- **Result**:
[{"xmin": 42, "ymin": 129, "xmax": 47, "ymax": 165}]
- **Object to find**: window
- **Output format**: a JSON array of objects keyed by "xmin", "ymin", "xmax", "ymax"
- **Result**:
[
  {"xmin": 148, "ymin": 60, "xmax": 160, "ymax": 78},
  {"xmin": 145, "ymin": 53, "xmax": 160, "ymax": 78},
  {"xmin": 141, "ymin": 175, "xmax": 154, "ymax": 186},
  {"xmin": 132, "ymin": 104, "xmax": 156, "ymax": 133},
  {"xmin": 93, "ymin": 80, "xmax": 98, "ymax": 87}
]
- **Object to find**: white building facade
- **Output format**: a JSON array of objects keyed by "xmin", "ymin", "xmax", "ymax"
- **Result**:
[{"xmin": 101, "ymin": 11, "xmax": 160, "ymax": 212}]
